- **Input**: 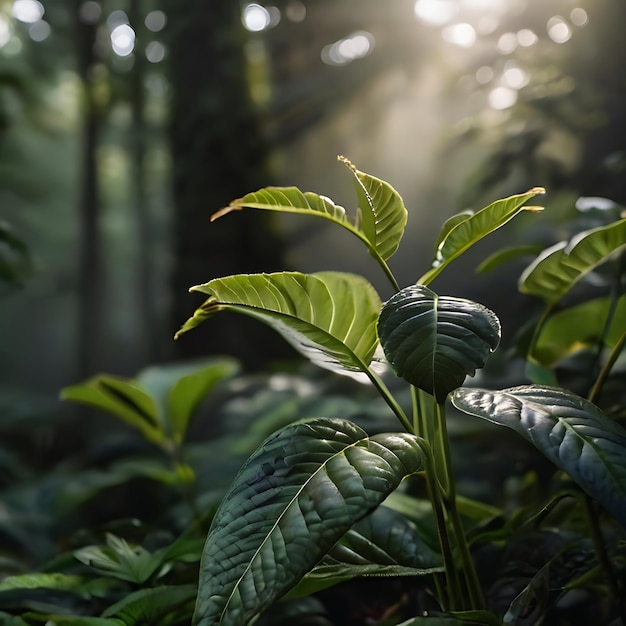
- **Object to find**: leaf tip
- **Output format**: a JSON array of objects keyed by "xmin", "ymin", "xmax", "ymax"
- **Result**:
[
  {"xmin": 337, "ymin": 154, "xmax": 356, "ymax": 172},
  {"xmin": 210, "ymin": 204, "xmax": 241, "ymax": 222},
  {"xmin": 530, "ymin": 186, "xmax": 546, "ymax": 195}
]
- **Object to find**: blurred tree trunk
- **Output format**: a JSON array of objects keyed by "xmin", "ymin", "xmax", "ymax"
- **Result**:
[
  {"xmin": 74, "ymin": 0, "xmax": 103, "ymax": 378},
  {"xmin": 165, "ymin": 0, "xmax": 287, "ymax": 367}
]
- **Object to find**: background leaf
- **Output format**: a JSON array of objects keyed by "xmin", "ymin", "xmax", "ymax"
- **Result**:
[
  {"xmin": 451, "ymin": 385, "xmax": 626, "ymax": 526},
  {"xmin": 519, "ymin": 218, "xmax": 626, "ymax": 304},
  {"xmin": 378, "ymin": 285, "xmax": 501, "ymax": 401},
  {"xmin": 176, "ymin": 272, "xmax": 381, "ymax": 381},
  {"xmin": 419, "ymin": 188, "xmax": 544, "ymax": 284},
  {"xmin": 193, "ymin": 417, "xmax": 425, "ymax": 626}
]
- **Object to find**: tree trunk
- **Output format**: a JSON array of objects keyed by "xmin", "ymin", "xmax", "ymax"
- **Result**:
[{"xmin": 165, "ymin": 0, "xmax": 287, "ymax": 367}]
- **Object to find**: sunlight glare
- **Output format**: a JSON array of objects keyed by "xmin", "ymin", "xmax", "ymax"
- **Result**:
[
  {"xmin": 489, "ymin": 86, "xmax": 517, "ymax": 109},
  {"xmin": 242, "ymin": 4, "xmax": 271, "ymax": 32},
  {"xmin": 441, "ymin": 23, "xmax": 476, "ymax": 48},
  {"xmin": 12, "ymin": 0, "xmax": 44, "ymax": 24},
  {"xmin": 413, "ymin": 0, "xmax": 458, "ymax": 26},
  {"xmin": 547, "ymin": 16, "xmax": 572, "ymax": 43},
  {"xmin": 111, "ymin": 23, "xmax": 135, "ymax": 56}
]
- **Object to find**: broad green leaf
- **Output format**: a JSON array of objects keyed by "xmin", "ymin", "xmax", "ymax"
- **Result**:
[
  {"xmin": 193, "ymin": 417, "xmax": 425, "ymax": 626},
  {"xmin": 289, "ymin": 506, "xmax": 443, "ymax": 597},
  {"xmin": 419, "ymin": 188, "xmax": 545, "ymax": 285},
  {"xmin": 451, "ymin": 385, "xmax": 626, "ymax": 526},
  {"xmin": 210, "ymin": 158, "xmax": 407, "ymax": 278},
  {"xmin": 137, "ymin": 358, "xmax": 239, "ymax": 444},
  {"xmin": 0, "ymin": 573, "xmax": 83, "ymax": 592},
  {"xmin": 60, "ymin": 375, "xmax": 163, "ymax": 446},
  {"xmin": 519, "ymin": 218, "xmax": 626, "ymax": 304},
  {"xmin": 102, "ymin": 585, "xmax": 197, "ymax": 625},
  {"xmin": 175, "ymin": 272, "xmax": 382, "ymax": 381},
  {"xmin": 532, "ymin": 295, "xmax": 626, "ymax": 364},
  {"xmin": 339, "ymin": 155, "xmax": 408, "ymax": 260},
  {"xmin": 476, "ymin": 244, "xmax": 544, "ymax": 274},
  {"xmin": 378, "ymin": 285, "xmax": 501, "ymax": 401}
]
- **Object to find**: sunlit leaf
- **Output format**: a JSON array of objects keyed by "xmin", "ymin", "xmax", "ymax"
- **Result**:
[
  {"xmin": 175, "ymin": 272, "xmax": 381, "ymax": 381},
  {"xmin": 519, "ymin": 218, "xmax": 626, "ymax": 304},
  {"xmin": 60, "ymin": 376, "xmax": 163, "ymax": 445},
  {"xmin": 193, "ymin": 417, "xmax": 425, "ymax": 626},
  {"xmin": 378, "ymin": 285, "xmax": 500, "ymax": 401},
  {"xmin": 339, "ymin": 155, "xmax": 408, "ymax": 260},
  {"xmin": 451, "ymin": 386, "xmax": 626, "ymax": 526},
  {"xmin": 419, "ymin": 188, "xmax": 545, "ymax": 284}
]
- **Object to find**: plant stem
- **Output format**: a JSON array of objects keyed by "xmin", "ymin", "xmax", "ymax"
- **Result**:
[
  {"xmin": 588, "ymin": 330, "xmax": 626, "ymax": 405},
  {"xmin": 366, "ymin": 368, "xmax": 413, "ymax": 433},
  {"xmin": 434, "ymin": 401, "xmax": 485, "ymax": 609}
]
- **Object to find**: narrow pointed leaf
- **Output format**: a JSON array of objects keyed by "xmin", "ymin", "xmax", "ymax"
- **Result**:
[
  {"xmin": 419, "ymin": 188, "xmax": 545, "ymax": 284},
  {"xmin": 193, "ymin": 417, "xmax": 425, "ymax": 626},
  {"xmin": 378, "ymin": 285, "xmax": 501, "ymax": 401},
  {"xmin": 519, "ymin": 218, "xmax": 626, "ymax": 304},
  {"xmin": 60, "ymin": 376, "xmax": 163, "ymax": 445},
  {"xmin": 176, "ymin": 272, "xmax": 381, "ymax": 380},
  {"xmin": 476, "ymin": 244, "xmax": 544, "ymax": 274},
  {"xmin": 339, "ymin": 156, "xmax": 408, "ymax": 260},
  {"xmin": 451, "ymin": 385, "xmax": 626, "ymax": 526}
]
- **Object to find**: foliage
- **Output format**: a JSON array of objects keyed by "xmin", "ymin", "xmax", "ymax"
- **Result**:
[{"xmin": 2, "ymin": 158, "xmax": 625, "ymax": 625}]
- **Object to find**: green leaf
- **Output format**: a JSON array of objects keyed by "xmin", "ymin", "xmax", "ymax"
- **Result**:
[
  {"xmin": 532, "ymin": 295, "xmax": 626, "ymax": 365},
  {"xmin": 212, "ymin": 158, "xmax": 407, "ymax": 265},
  {"xmin": 60, "ymin": 375, "xmax": 163, "ymax": 446},
  {"xmin": 451, "ymin": 385, "xmax": 626, "ymax": 526},
  {"xmin": 137, "ymin": 358, "xmax": 239, "ymax": 444},
  {"xmin": 74, "ymin": 534, "xmax": 166, "ymax": 584},
  {"xmin": 339, "ymin": 155, "xmax": 408, "ymax": 261},
  {"xmin": 102, "ymin": 585, "xmax": 197, "ymax": 625},
  {"xmin": 23, "ymin": 617, "xmax": 123, "ymax": 626},
  {"xmin": 519, "ymin": 218, "xmax": 626, "ymax": 304},
  {"xmin": 378, "ymin": 285, "xmax": 501, "ymax": 401},
  {"xmin": 419, "ymin": 188, "xmax": 545, "ymax": 284},
  {"xmin": 289, "ymin": 506, "xmax": 443, "ymax": 597},
  {"xmin": 397, "ymin": 612, "xmax": 502, "ymax": 626},
  {"xmin": 175, "ymin": 272, "xmax": 382, "ymax": 381},
  {"xmin": 193, "ymin": 417, "xmax": 425, "ymax": 626},
  {"xmin": 0, "ymin": 573, "xmax": 84, "ymax": 592},
  {"xmin": 476, "ymin": 244, "xmax": 544, "ymax": 274}
]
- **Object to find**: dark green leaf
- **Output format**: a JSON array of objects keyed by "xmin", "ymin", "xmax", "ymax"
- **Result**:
[
  {"xmin": 476, "ymin": 245, "xmax": 544, "ymax": 274},
  {"xmin": 451, "ymin": 386, "xmax": 626, "ymax": 526},
  {"xmin": 193, "ymin": 417, "xmax": 425, "ymax": 626},
  {"xmin": 378, "ymin": 285, "xmax": 500, "ymax": 401}
]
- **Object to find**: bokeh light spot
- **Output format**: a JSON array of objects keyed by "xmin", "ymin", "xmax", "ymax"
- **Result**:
[
  {"xmin": 242, "ymin": 4, "xmax": 271, "ymax": 32},
  {"xmin": 79, "ymin": 1, "xmax": 101, "ymax": 24},
  {"xmin": 489, "ymin": 86, "xmax": 517, "ymax": 109},
  {"xmin": 146, "ymin": 41, "xmax": 166, "ymax": 63},
  {"xmin": 442, "ymin": 22, "xmax": 476, "ymax": 48},
  {"xmin": 285, "ymin": 0, "xmax": 306, "ymax": 22},
  {"xmin": 414, "ymin": 0, "xmax": 458, "ymax": 26},
  {"xmin": 476, "ymin": 65, "xmax": 494, "ymax": 85},
  {"xmin": 503, "ymin": 61, "xmax": 529, "ymax": 89},
  {"xmin": 111, "ymin": 23, "xmax": 135, "ymax": 57},
  {"xmin": 497, "ymin": 32, "xmax": 517, "ymax": 54},
  {"xmin": 145, "ymin": 10, "xmax": 167, "ymax": 32},
  {"xmin": 12, "ymin": 0, "xmax": 44, "ymax": 24},
  {"xmin": 570, "ymin": 8, "xmax": 588, "ymax": 27},
  {"xmin": 28, "ymin": 19, "xmax": 50, "ymax": 42},
  {"xmin": 517, "ymin": 28, "xmax": 537, "ymax": 47},
  {"xmin": 0, "ymin": 17, "xmax": 11, "ymax": 47},
  {"xmin": 321, "ymin": 31, "xmax": 374, "ymax": 66},
  {"xmin": 547, "ymin": 16, "xmax": 572, "ymax": 43}
]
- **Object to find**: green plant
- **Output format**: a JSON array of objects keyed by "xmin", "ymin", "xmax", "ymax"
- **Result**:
[{"xmin": 172, "ymin": 157, "xmax": 626, "ymax": 625}]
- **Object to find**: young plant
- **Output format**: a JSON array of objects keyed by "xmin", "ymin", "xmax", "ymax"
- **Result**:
[{"xmin": 177, "ymin": 157, "xmax": 626, "ymax": 624}]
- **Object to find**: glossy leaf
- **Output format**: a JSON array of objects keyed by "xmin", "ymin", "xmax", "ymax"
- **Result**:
[
  {"xmin": 451, "ymin": 385, "xmax": 626, "ymax": 526},
  {"xmin": 289, "ymin": 506, "xmax": 443, "ymax": 596},
  {"xmin": 519, "ymin": 218, "xmax": 626, "ymax": 304},
  {"xmin": 378, "ymin": 285, "xmax": 501, "ymax": 401},
  {"xmin": 211, "ymin": 158, "xmax": 407, "ymax": 264},
  {"xmin": 476, "ymin": 244, "xmax": 544, "ymax": 274},
  {"xmin": 192, "ymin": 417, "xmax": 425, "ymax": 626},
  {"xmin": 419, "ymin": 188, "xmax": 545, "ymax": 284},
  {"xmin": 176, "ymin": 272, "xmax": 382, "ymax": 380},
  {"xmin": 60, "ymin": 376, "xmax": 163, "ymax": 445}
]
